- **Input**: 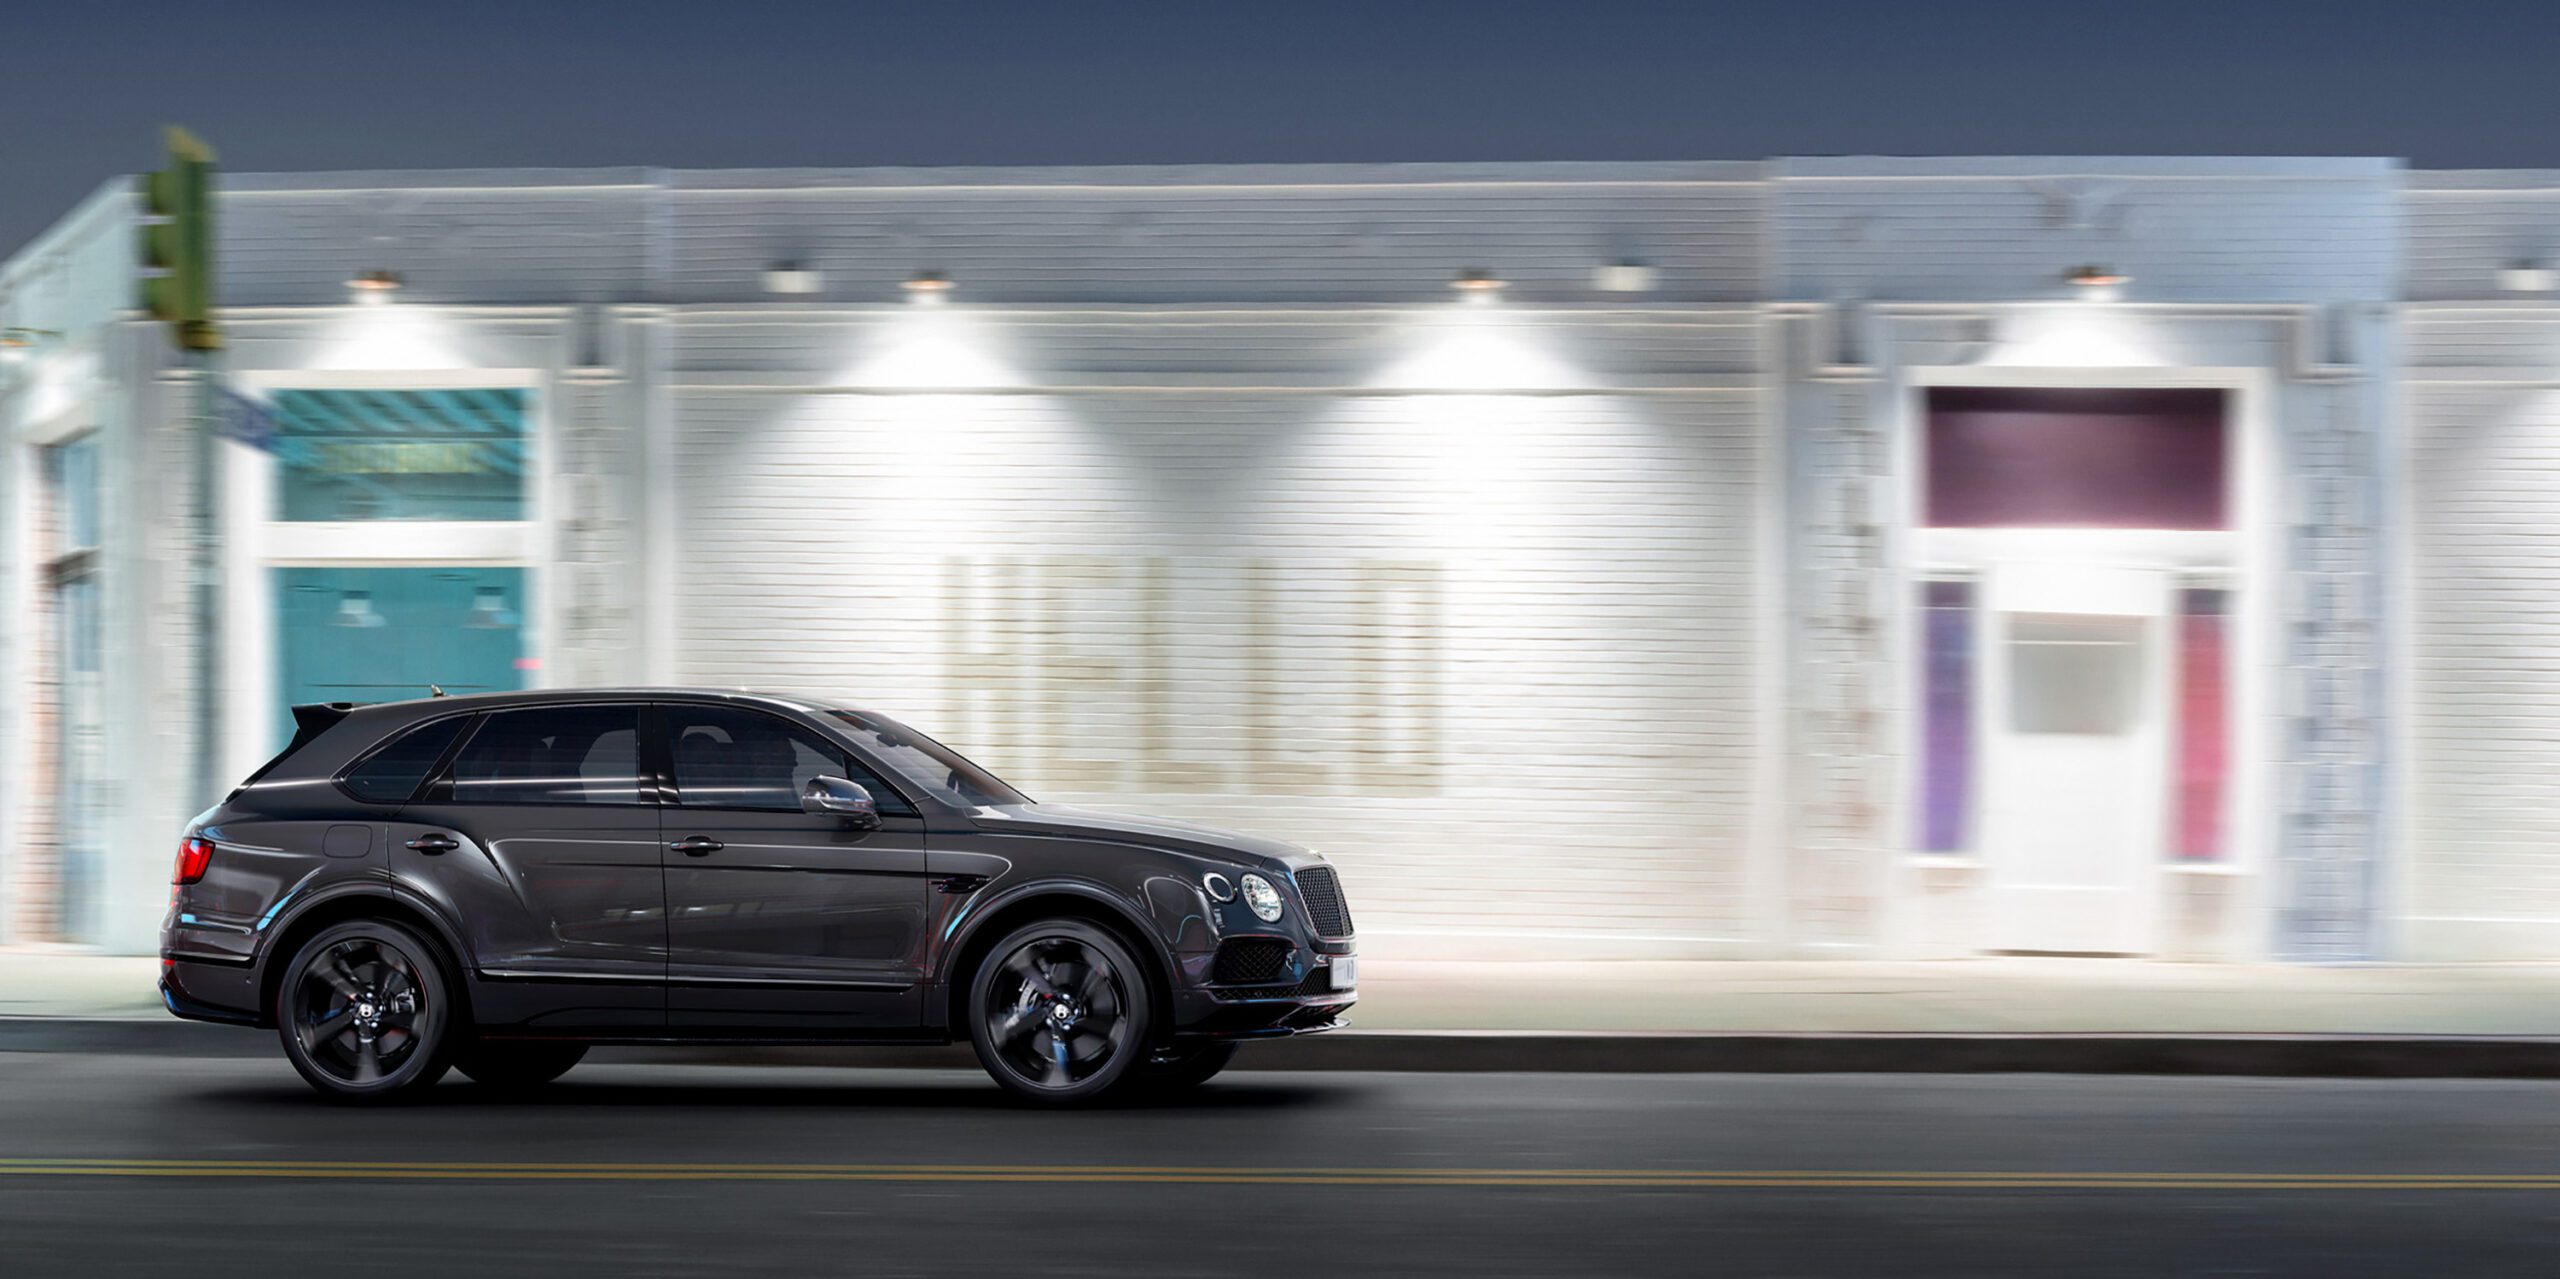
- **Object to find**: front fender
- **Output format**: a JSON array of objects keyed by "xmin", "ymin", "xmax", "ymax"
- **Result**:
[{"xmin": 936, "ymin": 877, "xmax": 1182, "ymax": 986}]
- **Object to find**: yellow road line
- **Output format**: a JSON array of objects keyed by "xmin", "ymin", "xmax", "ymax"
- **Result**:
[{"xmin": 2, "ymin": 1159, "xmax": 2558, "ymax": 1190}]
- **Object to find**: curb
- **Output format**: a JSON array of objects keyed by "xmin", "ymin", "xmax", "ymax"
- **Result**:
[{"xmin": 11, "ymin": 1018, "xmax": 2560, "ymax": 1077}]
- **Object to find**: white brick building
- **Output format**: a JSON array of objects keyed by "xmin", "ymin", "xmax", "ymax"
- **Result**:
[{"xmin": 0, "ymin": 155, "xmax": 2549, "ymax": 962}]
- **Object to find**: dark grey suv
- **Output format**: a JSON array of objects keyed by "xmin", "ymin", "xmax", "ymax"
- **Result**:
[{"xmin": 159, "ymin": 689, "xmax": 1355, "ymax": 1104}]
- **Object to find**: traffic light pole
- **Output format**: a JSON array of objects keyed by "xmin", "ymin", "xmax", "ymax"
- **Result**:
[
  {"xmin": 186, "ymin": 347, "xmax": 221, "ymax": 811},
  {"xmin": 139, "ymin": 125, "xmax": 225, "ymax": 810}
]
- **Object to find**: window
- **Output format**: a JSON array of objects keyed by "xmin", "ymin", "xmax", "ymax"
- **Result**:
[
  {"xmin": 450, "ymin": 706, "xmax": 644, "ymax": 806},
  {"xmin": 342, "ymin": 716, "xmax": 472, "ymax": 804},
  {"xmin": 666, "ymin": 705, "xmax": 915, "ymax": 816},
  {"xmin": 2006, "ymin": 614, "xmax": 2147, "ymax": 735},
  {"xmin": 2172, "ymin": 587, "xmax": 2231, "ymax": 860},
  {"xmin": 1925, "ymin": 388, "xmax": 2228, "ymax": 530},
  {"xmin": 1916, "ymin": 579, "xmax": 1975, "ymax": 853},
  {"xmin": 827, "ymin": 709, "xmax": 1026, "ymax": 808},
  {"xmin": 272, "ymin": 388, "xmax": 528, "ymax": 522},
  {"xmin": 43, "ymin": 435, "xmax": 104, "ymax": 940}
]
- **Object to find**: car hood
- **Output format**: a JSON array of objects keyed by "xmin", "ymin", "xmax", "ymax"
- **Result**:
[{"xmin": 965, "ymin": 803, "xmax": 1311, "ymax": 869}]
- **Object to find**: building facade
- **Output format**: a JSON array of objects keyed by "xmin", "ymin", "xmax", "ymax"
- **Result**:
[{"xmin": 1, "ymin": 155, "xmax": 2552, "ymax": 961}]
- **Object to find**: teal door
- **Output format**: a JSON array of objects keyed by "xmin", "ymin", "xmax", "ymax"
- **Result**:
[{"xmin": 273, "ymin": 567, "xmax": 528, "ymax": 744}]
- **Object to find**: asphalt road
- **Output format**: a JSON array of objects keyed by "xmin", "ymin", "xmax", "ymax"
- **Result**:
[{"xmin": 8, "ymin": 1050, "xmax": 2560, "ymax": 1277}]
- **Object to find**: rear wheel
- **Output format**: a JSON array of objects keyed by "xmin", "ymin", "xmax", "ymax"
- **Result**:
[
  {"xmin": 1138, "ymin": 1041, "xmax": 1238, "ymax": 1092},
  {"xmin": 968, "ymin": 919, "xmax": 1157, "ymax": 1105},
  {"xmin": 275, "ymin": 920, "xmax": 454, "ymax": 1103},
  {"xmin": 455, "ymin": 1041, "xmax": 587, "ymax": 1092}
]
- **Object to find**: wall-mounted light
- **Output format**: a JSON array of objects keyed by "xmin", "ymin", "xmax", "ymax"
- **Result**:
[
  {"xmin": 347, "ymin": 270, "xmax": 405, "ymax": 305},
  {"xmin": 2063, "ymin": 264, "xmax": 2130, "ymax": 293},
  {"xmin": 902, "ymin": 270, "xmax": 955, "ymax": 303},
  {"xmin": 331, "ymin": 589, "xmax": 388, "ymax": 629},
  {"xmin": 2500, "ymin": 259, "xmax": 2559, "ymax": 294},
  {"xmin": 463, "ymin": 585, "xmax": 521, "ymax": 630},
  {"xmin": 763, "ymin": 260, "xmax": 824, "ymax": 295},
  {"xmin": 1450, "ymin": 268, "xmax": 1507, "ymax": 303},
  {"xmin": 1593, "ymin": 262, "xmax": 1658, "ymax": 293}
]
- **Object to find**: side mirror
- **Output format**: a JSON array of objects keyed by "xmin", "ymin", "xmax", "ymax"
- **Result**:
[{"xmin": 801, "ymin": 775, "xmax": 881, "ymax": 830}]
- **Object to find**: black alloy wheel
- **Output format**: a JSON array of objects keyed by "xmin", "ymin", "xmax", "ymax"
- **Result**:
[
  {"xmin": 969, "ymin": 919, "xmax": 1156, "ymax": 1104},
  {"xmin": 276, "ymin": 920, "xmax": 454, "ymax": 1102}
]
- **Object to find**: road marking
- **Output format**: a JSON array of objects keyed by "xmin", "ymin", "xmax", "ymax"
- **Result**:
[{"xmin": 3, "ymin": 1159, "xmax": 2560, "ymax": 1190}]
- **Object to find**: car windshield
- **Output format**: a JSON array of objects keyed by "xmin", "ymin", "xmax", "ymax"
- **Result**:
[{"xmin": 826, "ymin": 709, "xmax": 1028, "ymax": 808}]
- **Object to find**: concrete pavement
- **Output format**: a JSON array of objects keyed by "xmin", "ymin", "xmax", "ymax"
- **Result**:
[
  {"xmin": 19, "ymin": 949, "xmax": 2560, "ymax": 1033},
  {"xmin": 19, "ymin": 949, "xmax": 2560, "ymax": 1074},
  {"xmin": 7, "ymin": 1055, "xmax": 2560, "ymax": 1276}
]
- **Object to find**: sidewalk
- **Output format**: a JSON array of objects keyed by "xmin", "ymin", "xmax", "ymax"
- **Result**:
[
  {"xmin": 24, "ymin": 946, "xmax": 2560, "ymax": 1074},
  {"xmin": 16, "ymin": 951, "xmax": 2560, "ymax": 1034}
]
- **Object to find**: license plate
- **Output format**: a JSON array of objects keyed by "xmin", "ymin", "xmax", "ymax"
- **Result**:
[{"xmin": 1328, "ymin": 958, "xmax": 1358, "ymax": 991}]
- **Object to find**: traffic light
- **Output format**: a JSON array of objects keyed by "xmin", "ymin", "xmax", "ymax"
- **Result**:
[{"xmin": 138, "ymin": 126, "xmax": 219, "ymax": 351}]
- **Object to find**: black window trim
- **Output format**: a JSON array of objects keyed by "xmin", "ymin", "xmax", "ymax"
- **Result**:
[
  {"xmin": 650, "ymin": 700, "xmax": 924, "ymax": 819},
  {"xmin": 331, "ymin": 710, "xmax": 484, "ymax": 808},
  {"xmin": 416, "ymin": 700, "xmax": 660, "ymax": 810}
]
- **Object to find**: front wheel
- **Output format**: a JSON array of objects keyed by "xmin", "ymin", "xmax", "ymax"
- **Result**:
[
  {"xmin": 275, "ymin": 919, "xmax": 455, "ymax": 1103},
  {"xmin": 968, "ymin": 919, "xmax": 1157, "ymax": 1105}
]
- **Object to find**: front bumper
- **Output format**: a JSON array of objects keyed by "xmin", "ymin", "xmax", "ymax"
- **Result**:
[{"xmin": 1173, "ymin": 942, "xmax": 1356, "ymax": 1039}]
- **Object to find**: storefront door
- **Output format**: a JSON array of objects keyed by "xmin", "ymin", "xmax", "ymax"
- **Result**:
[
  {"xmin": 230, "ymin": 380, "xmax": 539, "ymax": 763},
  {"xmin": 1909, "ymin": 385, "xmax": 2242, "ymax": 956},
  {"xmin": 1980, "ymin": 564, "xmax": 2170, "ymax": 954}
]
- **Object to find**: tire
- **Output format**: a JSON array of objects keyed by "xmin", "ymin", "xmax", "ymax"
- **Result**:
[
  {"xmin": 455, "ymin": 1041, "xmax": 588, "ymax": 1092},
  {"xmin": 1138, "ymin": 1041, "xmax": 1239, "ymax": 1092},
  {"xmin": 275, "ymin": 919, "xmax": 456, "ymax": 1103},
  {"xmin": 968, "ymin": 918, "xmax": 1157, "ymax": 1105}
]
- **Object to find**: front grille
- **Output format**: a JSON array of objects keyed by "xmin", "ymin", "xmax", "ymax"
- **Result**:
[
  {"xmin": 1212, "ymin": 937, "xmax": 1294, "ymax": 985},
  {"xmin": 1223, "ymin": 967, "xmax": 1347, "ymax": 1000},
  {"xmin": 1294, "ymin": 865, "xmax": 1353, "ymax": 938},
  {"xmin": 1285, "ymin": 968, "xmax": 1343, "ymax": 998}
]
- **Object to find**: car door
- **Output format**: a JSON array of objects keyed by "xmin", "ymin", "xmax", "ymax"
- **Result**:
[
  {"xmin": 392, "ymin": 702, "xmax": 666, "ymax": 1029},
  {"xmin": 655, "ymin": 702, "xmax": 930, "ymax": 1031}
]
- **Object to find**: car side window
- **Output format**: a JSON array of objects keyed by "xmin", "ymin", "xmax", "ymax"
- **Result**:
[
  {"xmin": 664, "ymin": 705, "xmax": 916, "ymax": 817},
  {"xmin": 449, "ymin": 706, "xmax": 646, "ymax": 805},
  {"xmin": 342, "ymin": 715, "xmax": 471, "ymax": 803}
]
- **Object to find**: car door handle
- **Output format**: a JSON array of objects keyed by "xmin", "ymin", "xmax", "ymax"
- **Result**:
[
  {"xmin": 670, "ymin": 835, "xmax": 725, "ymax": 856},
  {"xmin": 405, "ymin": 833, "xmax": 459, "ymax": 854}
]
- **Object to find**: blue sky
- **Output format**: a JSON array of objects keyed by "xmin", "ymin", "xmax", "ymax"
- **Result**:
[{"xmin": 2, "ymin": 0, "xmax": 2549, "ymax": 255}]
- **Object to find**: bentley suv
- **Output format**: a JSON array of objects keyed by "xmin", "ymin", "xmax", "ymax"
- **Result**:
[{"xmin": 159, "ymin": 689, "xmax": 1356, "ymax": 1104}]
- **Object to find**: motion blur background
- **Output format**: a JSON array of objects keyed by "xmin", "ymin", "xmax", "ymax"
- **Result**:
[{"xmin": 3, "ymin": 2, "xmax": 2558, "ymax": 973}]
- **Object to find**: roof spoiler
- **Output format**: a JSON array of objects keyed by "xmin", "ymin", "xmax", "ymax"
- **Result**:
[
  {"xmin": 226, "ymin": 702, "xmax": 366, "ymax": 799},
  {"xmin": 287, "ymin": 702, "xmax": 360, "ymax": 751}
]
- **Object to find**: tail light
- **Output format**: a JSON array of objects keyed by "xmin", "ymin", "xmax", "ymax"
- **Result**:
[{"xmin": 173, "ymin": 836, "xmax": 215, "ymax": 885}]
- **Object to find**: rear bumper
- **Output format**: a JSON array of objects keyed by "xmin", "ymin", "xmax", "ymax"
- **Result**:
[{"xmin": 159, "ymin": 956, "xmax": 263, "ymax": 1027}]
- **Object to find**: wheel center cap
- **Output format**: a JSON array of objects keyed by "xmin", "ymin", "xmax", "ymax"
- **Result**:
[
  {"xmin": 357, "ymin": 1001, "xmax": 377, "ymax": 1019},
  {"xmin": 1050, "ymin": 1003, "xmax": 1073, "ymax": 1024}
]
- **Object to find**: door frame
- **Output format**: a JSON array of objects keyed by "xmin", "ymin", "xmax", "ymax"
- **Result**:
[
  {"xmin": 218, "ymin": 369, "xmax": 549, "ymax": 781},
  {"xmin": 1890, "ymin": 365, "xmax": 2276, "ymax": 958}
]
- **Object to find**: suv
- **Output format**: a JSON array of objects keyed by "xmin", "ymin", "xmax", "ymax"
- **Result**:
[{"xmin": 159, "ymin": 689, "xmax": 1355, "ymax": 1104}]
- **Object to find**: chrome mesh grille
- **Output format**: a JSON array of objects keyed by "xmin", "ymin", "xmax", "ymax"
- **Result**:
[{"xmin": 1294, "ymin": 865, "xmax": 1353, "ymax": 938}]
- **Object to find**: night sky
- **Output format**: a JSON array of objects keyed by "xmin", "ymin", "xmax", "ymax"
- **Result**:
[{"xmin": 3, "ymin": 0, "xmax": 2555, "ymax": 257}]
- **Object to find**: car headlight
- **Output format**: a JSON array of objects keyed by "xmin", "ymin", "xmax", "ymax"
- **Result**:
[
  {"xmin": 1238, "ymin": 873, "xmax": 1284, "ymax": 923},
  {"xmin": 1201, "ymin": 872, "xmax": 1236, "ymax": 903}
]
